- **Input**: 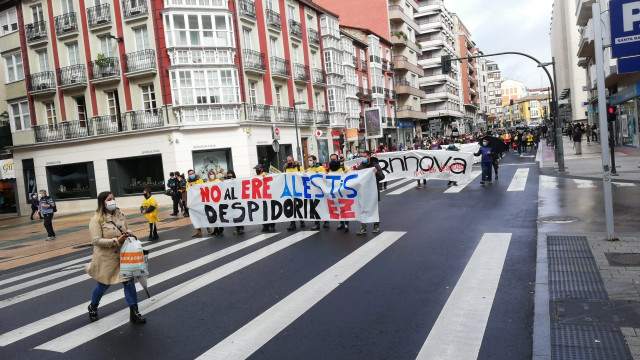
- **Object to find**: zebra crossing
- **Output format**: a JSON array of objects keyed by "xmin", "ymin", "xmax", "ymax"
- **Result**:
[
  {"xmin": 0, "ymin": 228, "xmax": 514, "ymax": 359},
  {"xmin": 539, "ymin": 175, "xmax": 638, "ymax": 190}
]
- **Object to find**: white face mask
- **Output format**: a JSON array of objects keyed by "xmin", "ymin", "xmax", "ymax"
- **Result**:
[
  {"xmin": 209, "ymin": 174, "xmax": 216, "ymax": 180},
  {"xmin": 105, "ymin": 200, "xmax": 117, "ymax": 211}
]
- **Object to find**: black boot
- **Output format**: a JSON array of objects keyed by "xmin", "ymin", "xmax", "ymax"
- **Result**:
[
  {"xmin": 130, "ymin": 304, "xmax": 146, "ymax": 324},
  {"xmin": 88, "ymin": 303, "xmax": 99, "ymax": 322}
]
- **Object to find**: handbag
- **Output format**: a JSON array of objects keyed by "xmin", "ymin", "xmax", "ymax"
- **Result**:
[
  {"xmin": 165, "ymin": 188, "xmax": 173, "ymax": 196},
  {"xmin": 109, "ymin": 221, "xmax": 149, "ymax": 278}
]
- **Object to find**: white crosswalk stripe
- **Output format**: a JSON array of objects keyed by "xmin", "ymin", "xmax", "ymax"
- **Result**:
[
  {"xmin": 613, "ymin": 182, "xmax": 636, "ymax": 187},
  {"xmin": 443, "ymin": 170, "xmax": 482, "ymax": 193},
  {"xmin": 573, "ymin": 179, "xmax": 597, "ymax": 188},
  {"xmin": 539, "ymin": 175, "xmax": 558, "ymax": 189},
  {"xmin": 507, "ymin": 168, "xmax": 529, "ymax": 192}
]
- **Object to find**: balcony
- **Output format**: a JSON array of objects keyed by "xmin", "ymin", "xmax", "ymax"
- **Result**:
[
  {"xmin": 33, "ymin": 119, "xmax": 91, "ymax": 143},
  {"xmin": 175, "ymin": 106, "xmax": 240, "ymax": 125},
  {"xmin": 238, "ymin": 0, "xmax": 256, "ymax": 21},
  {"xmin": 316, "ymin": 111, "xmax": 330, "ymax": 126},
  {"xmin": 163, "ymin": 0, "xmax": 228, "ymax": 8},
  {"xmin": 576, "ymin": 0, "xmax": 596, "ymax": 26},
  {"xmin": 356, "ymin": 87, "xmax": 372, "ymax": 102},
  {"xmin": 384, "ymin": 88, "xmax": 397, "ymax": 100},
  {"xmin": 298, "ymin": 109, "xmax": 315, "ymax": 125},
  {"xmin": 275, "ymin": 106, "xmax": 295, "ymax": 123},
  {"xmin": 27, "ymin": 72, "xmax": 56, "ymax": 95},
  {"xmin": 57, "ymin": 64, "xmax": 87, "ymax": 90},
  {"xmin": 389, "ymin": 32, "xmax": 421, "ymax": 53},
  {"xmin": 270, "ymin": 56, "xmax": 290, "ymax": 78},
  {"xmin": 168, "ymin": 49, "xmax": 235, "ymax": 66},
  {"xmin": 307, "ymin": 28, "xmax": 320, "ymax": 46},
  {"xmin": 25, "ymin": 21, "xmax": 48, "ymax": 46},
  {"xmin": 311, "ymin": 68, "xmax": 326, "ymax": 86},
  {"xmin": 123, "ymin": 49, "xmax": 157, "ymax": 77},
  {"xmin": 246, "ymin": 104, "xmax": 272, "ymax": 122},
  {"xmin": 329, "ymin": 113, "xmax": 346, "ymax": 127},
  {"xmin": 93, "ymin": 114, "xmax": 127, "ymax": 135},
  {"xmin": 293, "ymin": 63, "xmax": 310, "ymax": 83},
  {"xmin": 388, "ymin": 5, "xmax": 419, "ymax": 31},
  {"xmin": 54, "ymin": 13, "xmax": 78, "ymax": 39},
  {"xmin": 128, "ymin": 109, "xmax": 164, "ymax": 130},
  {"xmin": 396, "ymin": 79, "xmax": 426, "ymax": 97},
  {"xmin": 242, "ymin": 49, "xmax": 266, "ymax": 74},
  {"xmin": 289, "ymin": 19, "xmax": 302, "ymax": 38},
  {"xmin": 396, "ymin": 106, "xmax": 428, "ymax": 120},
  {"xmin": 88, "ymin": 57, "xmax": 120, "ymax": 84},
  {"xmin": 266, "ymin": 9, "xmax": 280, "ymax": 30},
  {"xmin": 87, "ymin": 3, "xmax": 111, "ymax": 30},
  {"xmin": 393, "ymin": 55, "xmax": 424, "ymax": 76},
  {"xmin": 577, "ymin": 18, "xmax": 595, "ymax": 58},
  {"xmin": 122, "ymin": 0, "xmax": 148, "ymax": 22}
]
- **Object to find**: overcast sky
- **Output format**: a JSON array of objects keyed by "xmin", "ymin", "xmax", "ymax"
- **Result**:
[{"xmin": 444, "ymin": 0, "xmax": 555, "ymax": 89}]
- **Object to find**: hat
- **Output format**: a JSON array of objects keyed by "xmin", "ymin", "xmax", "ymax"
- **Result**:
[{"xmin": 254, "ymin": 164, "xmax": 264, "ymax": 169}]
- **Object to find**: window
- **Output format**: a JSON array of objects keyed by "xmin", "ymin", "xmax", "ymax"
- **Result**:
[
  {"xmin": 310, "ymin": 50, "xmax": 316, "ymax": 68},
  {"xmin": 314, "ymin": 91, "xmax": 320, "ymax": 110},
  {"xmin": 362, "ymin": 76, "xmax": 368, "ymax": 89},
  {"xmin": 288, "ymin": 5, "xmax": 296, "ymax": 21},
  {"xmin": 141, "ymin": 84, "xmax": 157, "ymax": 111},
  {"xmin": 248, "ymin": 81, "xmax": 257, "ymax": 104},
  {"xmin": 269, "ymin": 37, "xmax": 278, "ymax": 57},
  {"xmin": 134, "ymin": 26, "xmax": 150, "ymax": 51},
  {"xmin": 37, "ymin": 50, "xmax": 49, "ymax": 72},
  {"xmin": 170, "ymin": 69, "xmax": 240, "ymax": 105},
  {"xmin": 106, "ymin": 91, "xmax": 119, "ymax": 116},
  {"xmin": 47, "ymin": 162, "xmax": 96, "ymax": 200},
  {"xmin": 296, "ymin": 88, "xmax": 303, "ymax": 104},
  {"xmin": 4, "ymin": 53, "xmax": 24, "ymax": 83},
  {"xmin": 292, "ymin": 44, "xmax": 299, "ymax": 63},
  {"xmin": 75, "ymin": 97, "xmax": 87, "ymax": 121},
  {"xmin": 165, "ymin": 13, "xmax": 233, "ymax": 48},
  {"xmin": 99, "ymin": 35, "xmax": 114, "ymax": 57},
  {"xmin": 45, "ymin": 102, "xmax": 57, "ymax": 129},
  {"xmin": 0, "ymin": 8, "xmax": 18, "ymax": 36},
  {"xmin": 61, "ymin": 0, "xmax": 74, "ymax": 14},
  {"xmin": 9, "ymin": 101, "xmax": 30, "ymax": 132},
  {"xmin": 275, "ymin": 86, "xmax": 282, "ymax": 108},
  {"xmin": 359, "ymin": 49, "xmax": 365, "ymax": 62},
  {"xmin": 67, "ymin": 42, "xmax": 80, "ymax": 65},
  {"xmin": 265, "ymin": 0, "xmax": 273, "ymax": 10},
  {"xmin": 31, "ymin": 4, "xmax": 45, "ymax": 23},
  {"xmin": 107, "ymin": 155, "xmax": 165, "ymax": 196},
  {"xmin": 242, "ymin": 27, "xmax": 252, "ymax": 50}
]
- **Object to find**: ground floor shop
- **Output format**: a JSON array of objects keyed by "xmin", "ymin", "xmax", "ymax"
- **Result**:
[
  {"xmin": 610, "ymin": 83, "xmax": 640, "ymax": 148},
  {"xmin": 0, "ymin": 159, "xmax": 16, "ymax": 214}
]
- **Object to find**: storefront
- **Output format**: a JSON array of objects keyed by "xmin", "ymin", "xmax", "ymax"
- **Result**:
[
  {"xmin": 46, "ymin": 161, "xmax": 97, "ymax": 200},
  {"xmin": 0, "ymin": 159, "xmax": 17, "ymax": 214},
  {"xmin": 107, "ymin": 154, "xmax": 166, "ymax": 197},
  {"xmin": 192, "ymin": 148, "xmax": 233, "ymax": 180},
  {"xmin": 610, "ymin": 82, "xmax": 640, "ymax": 148},
  {"xmin": 397, "ymin": 120, "xmax": 415, "ymax": 150}
]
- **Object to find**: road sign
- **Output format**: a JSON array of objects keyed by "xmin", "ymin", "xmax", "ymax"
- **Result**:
[
  {"xmin": 272, "ymin": 126, "xmax": 280, "ymax": 140},
  {"xmin": 272, "ymin": 140, "xmax": 280, "ymax": 153},
  {"xmin": 610, "ymin": 0, "xmax": 640, "ymax": 58}
]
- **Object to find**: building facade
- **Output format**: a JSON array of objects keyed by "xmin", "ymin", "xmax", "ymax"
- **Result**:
[
  {"xmin": 501, "ymin": 78, "xmax": 527, "ymax": 106},
  {"xmin": 485, "ymin": 60, "xmax": 502, "ymax": 126}
]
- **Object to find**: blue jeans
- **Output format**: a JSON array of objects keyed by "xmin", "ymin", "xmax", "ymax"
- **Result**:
[
  {"xmin": 481, "ymin": 162, "xmax": 493, "ymax": 182},
  {"xmin": 91, "ymin": 279, "xmax": 137, "ymax": 307}
]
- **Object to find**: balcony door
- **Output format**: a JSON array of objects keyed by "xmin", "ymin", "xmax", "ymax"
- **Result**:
[
  {"xmin": 31, "ymin": 4, "xmax": 44, "ymax": 23},
  {"xmin": 134, "ymin": 26, "xmax": 149, "ymax": 51},
  {"xmin": 75, "ymin": 97, "xmax": 89, "ymax": 136},
  {"xmin": 106, "ymin": 90, "xmax": 123, "ymax": 132},
  {"xmin": 61, "ymin": 0, "xmax": 74, "ymax": 14},
  {"xmin": 242, "ymin": 27, "xmax": 252, "ymax": 51}
]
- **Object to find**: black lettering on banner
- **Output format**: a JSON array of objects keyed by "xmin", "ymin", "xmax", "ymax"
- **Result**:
[
  {"xmin": 247, "ymin": 201, "xmax": 259, "ymax": 221},
  {"xmin": 204, "ymin": 205, "xmax": 217, "ymax": 223},
  {"xmin": 419, "ymin": 156, "xmax": 435, "ymax": 172},
  {"xmin": 219, "ymin": 204, "xmax": 229, "ymax": 223},
  {"xmin": 293, "ymin": 198, "xmax": 304, "ymax": 219},
  {"xmin": 224, "ymin": 188, "xmax": 233, "ymax": 200},
  {"xmin": 283, "ymin": 199, "xmax": 294, "ymax": 218},
  {"xmin": 450, "ymin": 158, "xmax": 468, "ymax": 174},
  {"xmin": 309, "ymin": 199, "xmax": 321, "ymax": 219},
  {"xmin": 231, "ymin": 202, "xmax": 245, "ymax": 222},
  {"xmin": 271, "ymin": 200, "xmax": 283, "ymax": 220},
  {"xmin": 262, "ymin": 201, "xmax": 268, "ymax": 221}
]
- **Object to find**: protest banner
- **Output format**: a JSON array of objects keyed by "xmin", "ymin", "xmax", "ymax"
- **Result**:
[
  {"xmin": 187, "ymin": 169, "xmax": 379, "ymax": 228},
  {"xmin": 345, "ymin": 149, "xmax": 475, "ymax": 182}
]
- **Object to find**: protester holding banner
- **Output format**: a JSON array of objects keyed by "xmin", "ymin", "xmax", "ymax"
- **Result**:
[
  {"xmin": 284, "ymin": 156, "xmax": 306, "ymax": 231},
  {"xmin": 255, "ymin": 164, "xmax": 276, "ymax": 232},
  {"xmin": 186, "ymin": 169, "xmax": 212, "ymax": 237},
  {"xmin": 356, "ymin": 151, "xmax": 384, "ymax": 235},
  {"xmin": 85, "ymin": 191, "xmax": 146, "ymax": 324},
  {"xmin": 446, "ymin": 144, "xmax": 460, "ymax": 187},
  {"xmin": 207, "ymin": 169, "xmax": 224, "ymax": 235},
  {"xmin": 177, "ymin": 173, "xmax": 187, "ymax": 217},
  {"xmin": 326, "ymin": 154, "xmax": 351, "ymax": 232},
  {"xmin": 474, "ymin": 140, "xmax": 494, "ymax": 185},
  {"xmin": 223, "ymin": 170, "xmax": 245, "ymax": 235}
]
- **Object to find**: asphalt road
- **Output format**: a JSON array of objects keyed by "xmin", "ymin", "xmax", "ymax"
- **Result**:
[{"xmin": 0, "ymin": 150, "xmax": 540, "ymax": 360}]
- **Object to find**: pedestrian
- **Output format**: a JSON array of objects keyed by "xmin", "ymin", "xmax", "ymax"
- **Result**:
[
  {"xmin": 585, "ymin": 125, "xmax": 592, "ymax": 144},
  {"xmin": 167, "ymin": 172, "xmax": 179, "ymax": 216},
  {"xmin": 255, "ymin": 164, "xmax": 276, "ymax": 232},
  {"xmin": 566, "ymin": 123, "xmax": 573, "ymax": 138},
  {"xmin": 38, "ymin": 190, "xmax": 56, "ymax": 241},
  {"xmin": 85, "ymin": 191, "xmax": 146, "ymax": 324},
  {"xmin": 591, "ymin": 123, "xmax": 598, "ymax": 142},
  {"xmin": 140, "ymin": 188, "xmax": 159, "ymax": 241},
  {"xmin": 306, "ymin": 155, "xmax": 331, "ymax": 231},
  {"xmin": 283, "ymin": 156, "xmax": 305, "ymax": 231},
  {"xmin": 474, "ymin": 139, "xmax": 494, "ymax": 185},
  {"xmin": 356, "ymin": 151, "xmax": 384, "ymax": 235},
  {"xmin": 573, "ymin": 125, "xmax": 583, "ymax": 155},
  {"xmin": 186, "ymin": 169, "xmax": 212, "ymax": 237},
  {"xmin": 29, "ymin": 193, "xmax": 42, "ymax": 221},
  {"xmin": 224, "ymin": 171, "xmax": 244, "ymax": 235},
  {"xmin": 207, "ymin": 169, "xmax": 224, "ymax": 235},
  {"xmin": 446, "ymin": 144, "xmax": 459, "ymax": 186},
  {"xmin": 177, "ymin": 173, "xmax": 187, "ymax": 216}
]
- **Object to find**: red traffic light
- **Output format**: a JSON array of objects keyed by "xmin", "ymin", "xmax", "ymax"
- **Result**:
[{"xmin": 608, "ymin": 106, "xmax": 615, "ymax": 114}]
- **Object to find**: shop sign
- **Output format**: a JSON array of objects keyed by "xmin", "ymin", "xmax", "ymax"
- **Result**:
[
  {"xmin": 611, "ymin": 0, "xmax": 640, "ymax": 58},
  {"xmin": 0, "ymin": 159, "xmax": 15, "ymax": 180},
  {"xmin": 141, "ymin": 149, "xmax": 160, "ymax": 155}
]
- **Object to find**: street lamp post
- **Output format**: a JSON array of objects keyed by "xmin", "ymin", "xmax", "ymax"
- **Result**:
[{"xmin": 293, "ymin": 101, "xmax": 305, "ymax": 166}]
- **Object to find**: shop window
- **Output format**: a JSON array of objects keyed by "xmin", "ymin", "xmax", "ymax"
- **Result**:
[
  {"xmin": 257, "ymin": 144, "xmax": 292, "ymax": 171},
  {"xmin": 22, "ymin": 159, "xmax": 37, "ymax": 201},
  {"xmin": 47, "ymin": 162, "xmax": 97, "ymax": 200},
  {"xmin": 192, "ymin": 149, "xmax": 233, "ymax": 180},
  {"xmin": 107, "ymin": 155, "xmax": 165, "ymax": 196}
]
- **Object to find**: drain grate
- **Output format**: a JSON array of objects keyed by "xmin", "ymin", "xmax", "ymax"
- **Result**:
[
  {"xmin": 605, "ymin": 253, "xmax": 640, "ymax": 267},
  {"xmin": 551, "ymin": 324, "xmax": 633, "ymax": 360}
]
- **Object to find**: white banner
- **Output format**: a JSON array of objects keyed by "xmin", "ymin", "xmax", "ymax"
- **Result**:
[
  {"xmin": 187, "ymin": 170, "xmax": 380, "ymax": 228},
  {"xmin": 345, "ymin": 150, "xmax": 476, "ymax": 182}
]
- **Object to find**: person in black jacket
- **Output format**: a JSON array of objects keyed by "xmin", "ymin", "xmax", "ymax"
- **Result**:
[
  {"xmin": 29, "ymin": 193, "xmax": 42, "ymax": 220},
  {"xmin": 356, "ymin": 151, "xmax": 384, "ymax": 235}
]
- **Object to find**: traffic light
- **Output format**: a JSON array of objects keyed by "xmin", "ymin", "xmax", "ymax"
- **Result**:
[
  {"xmin": 441, "ymin": 55, "xmax": 451, "ymax": 74},
  {"xmin": 607, "ymin": 106, "xmax": 616, "ymax": 122}
]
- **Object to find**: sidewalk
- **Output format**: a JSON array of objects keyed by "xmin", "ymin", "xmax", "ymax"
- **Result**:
[
  {"xmin": 534, "ymin": 139, "xmax": 640, "ymax": 360},
  {"xmin": 0, "ymin": 208, "xmax": 192, "ymax": 271}
]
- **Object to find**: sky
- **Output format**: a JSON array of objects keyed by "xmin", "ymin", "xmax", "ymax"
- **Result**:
[{"xmin": 444, "ymin": 0, "xmax": 555, "ymax": 89}]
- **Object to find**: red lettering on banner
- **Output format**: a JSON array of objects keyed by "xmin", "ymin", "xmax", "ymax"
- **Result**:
[
  {"xmin": 251, "ymin": 178, "xmax": 263, "ymax": 199},
  {"xmin": 241, "ymin": 180, "xmax": 250, "ymax": 199},
  {"xmin": 200, "ymin": 187, "xmax": 210, "ymax": 202},
  {"xmin": 328, "ymin": 199, "xmax": 356, "ymax": 219},
  {"xmin": 211, "ymin": 186, "xmax": 222, "ymax": 202},
  {"xmin": 263, "ymin": 176, "xmax": 273, "ymax": 199}
]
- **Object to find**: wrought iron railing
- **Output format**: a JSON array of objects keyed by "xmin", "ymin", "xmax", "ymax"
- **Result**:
[
  {"xmin": 54, "ymin": 12, "xmax": 77, "ymax": 35},
  {"xmin": 289, "ymin": 19, "xmax": 302, "ymax": 37},
  {"xmin": 87, "ymin": 3, "xmax": 111, "ymax": 28},
  {"xmin": 129, "ymin": 109, "xmax": 164, "ymax": 130},
  {"xmin": 293, "ymin": 63, "xmax": 309, "ymax": 81},
  {"xmin": 298, "ymin": 109, "xmax": 315, "ymax": 124},
  {"xmin": 247, "ymin": 104, "xmax": 272, "ymax": 122},
  {"xmin": 361, "ymin": 59, "xmax": 367, "ymax": 71},
  {"xmin": 311, "ymin": 68, "xmax": 325, "ymax": 84},
  {"xmin": 92, "ymin": 114, "xmax": 127, "ymax": 135},
  {"xmin": 238, "ymin": 0, "xmax": 256, "ymax": 19},
  {"xmin": 266, "ymin": 9, "xmax": 280, "ymax": 29},
  {"xmin": 315, "ymin": 111, "xmax": 330, "ymax": 125},
  {"xmin": 275, "ymin": 106, "xmax": 295, "ymax": 123},
  {"xmin": 27, "ymin": 72, "xmax": 56, "ymax": 92},
  {"xmin": 88, "ymin": 57, "xmax": 120, "ymax": 80},
  {"xmin": 57, "ymin": 64, "xmax": 87, "ymax": 86},
  {"xmin": 270, "ymin": 57, "xmax": 290, "ymax": 76},
  {"xmin": 242, "ymin": 49, "xmax": 266, "ymax": 71},
  {"xmin": 122, "ymin": 0, "xmax": 148, "ymax": 18},
  {"xmin": 123, "ymin": 49, "xmax": 156, "ymax": 73},
  {"xmin": 307, "ymin": 28, "xmax": 320, "ymax": 45},
  {"xmin": 33, "ymin": 124, "xmax": 63, "ymax": 143},
  {"xmin": 25, "ymin": 21, "xmax": 47, "ymax": 43}
]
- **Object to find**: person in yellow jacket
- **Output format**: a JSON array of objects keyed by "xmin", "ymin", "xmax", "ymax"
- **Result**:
[
  {"xmin": 185, "ymin": 169, "xmax": 212, "ymax": 237},
  {"xmin": 207, "ymin": 169, "xmax": 224, "ymax": 236},
  {"xmin": 140, "ymin": 188, "xmax": 159, "ymax": 241},
  {"xmin": 283, "ymin": 156, "xmax": 305, "ymax": 231},
  {"xmin": 306, "ymin": 155, "xmax": 331, "ymax": 231},
  {"xmin": 255, "ymin": 164, "xmax": 276, "ymax": 232}
]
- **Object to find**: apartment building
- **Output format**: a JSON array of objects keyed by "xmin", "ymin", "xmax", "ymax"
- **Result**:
[
  {"xmin": 414, "ymin": 0, "xmax": 461, "ymax": 138},
  {"xmin": 501, "ymin": 78, "xmax": 527, "ymax": 106},
  {"xmin": 573, "ymin": 0, "xmax": 639, "ymax": 147},
  {"xmin": 455, "ymin": 17, "xmax": 477, "ymax": 133},
  {"xmin": 474, "ymin": 52, "xmax": 488, "ymax": 132},
  {"xmin": 485, "ymin": 60, "xmax": 503, "ymax": 126},
  {"xmin": 514, "ymin": 94, "xmax": 549, "ymax": 127},
  {"xmin": 7, "ymin": 0, "xmax": 352, "ymax": 215}
]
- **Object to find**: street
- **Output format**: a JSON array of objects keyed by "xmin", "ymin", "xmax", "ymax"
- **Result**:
[{"xmin": 0, "ymin": 152, "xmax": 542, "ymax": 360}]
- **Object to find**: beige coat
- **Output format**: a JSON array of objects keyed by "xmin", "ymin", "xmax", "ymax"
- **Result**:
[{"xmin": 85, "ymin": 209, "xmax": 132, "ymax": 285}]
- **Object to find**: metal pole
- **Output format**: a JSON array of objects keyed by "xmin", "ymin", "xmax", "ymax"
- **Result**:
[
  {"xmin": 293, "ymin": 103, "xmax": 303, "ymax": 167},
  {"xmin": 592, "ymin": 1, "xmax": 616, "ymax": 239},
  {"xmin": 551, "ymin": 58, "xmax": 565, "ymax": 172}
]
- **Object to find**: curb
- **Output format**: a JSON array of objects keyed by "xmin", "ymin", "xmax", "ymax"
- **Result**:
[{"xmin": 532, "ymin": 230, "xmax": 551, "ymax": 360}]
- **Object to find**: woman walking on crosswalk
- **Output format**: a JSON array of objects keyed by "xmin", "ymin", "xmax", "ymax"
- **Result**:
[{"xmin": 85, "ymin": 191, "xmax": 146, "ymax": 324}]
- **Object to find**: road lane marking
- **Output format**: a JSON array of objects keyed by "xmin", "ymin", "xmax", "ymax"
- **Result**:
[
  {"xmin": 196, "ymin": 231, "xmax": 405, "ymax": 360},
  {"xmin": 384, "ymin": 179, "xmax": 415, "ymax": 191},
  {"xmin": 34, "ymin": 231, "xmax": 317, "ymax": 353},
  {"xmin": 0, "ymin": 235, "xmax": 218, "ymax": 308},
  {"xmin": 416, "ymin": 233, "xmax": 512, "ymax": 360},
  {"xmin": 0, "ymin": 239, "xmax": 180, "ymax": 287},
  {"xmin": 0, "ymin": 239, "xmax": 185, "ymax": 296},
  {"xmin": 573, "ymin": 179, "xmax": 596, "ymax": 188},
  {"xmin": 0, "ymin": 233, "xmax": 279, "ymax": 347},
  {"xmin": 507, "ymin": 168, "xmax": 529, "ymax": 192},
  {"xmin": 443, "ymin": 171, "xmax": 482, "ymax": 193},
  {"xmin": 539, "ymin": 175, "xmax": 558, "ymax": 189},
  {"xmin": 613, "ymin": 182, "xmax": 635, "ymax": 187},
  {"xmin": 387, "ymin": 181, "xmax": 422, "ymax": 195}
]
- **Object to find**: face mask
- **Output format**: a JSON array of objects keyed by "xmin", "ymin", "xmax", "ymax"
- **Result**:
[
  {"xmin": 255, "ymin": 169, "xmax": 262, "ymax": 175},
  {"xmin": 329, "ymin": 160, "xmax": 340, "ymax": 171},
  {"xmin": 483, "ymin": 142, "xmax": 488, "ymax": 146},
  {"xmin": 105, "ymin": 200, "xmax": 117, "ymax": 211},
  {"xmin": 144, "ymin": 194, "xmax": 150, "ymax": 199},
  {"xmin": 308, "ymin": 161, "xmax": 314, "ymax": 167},
  {"xmin": 361, "ymin": 158, "xmax": 368, "ymax": 164},
  {"xmin": 189, "ymin": 174, "xmax": 196, "ymax": 180},
  {"xmin": 209, "ymin": 175, "xmax": 216, "ymax": 180}
]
